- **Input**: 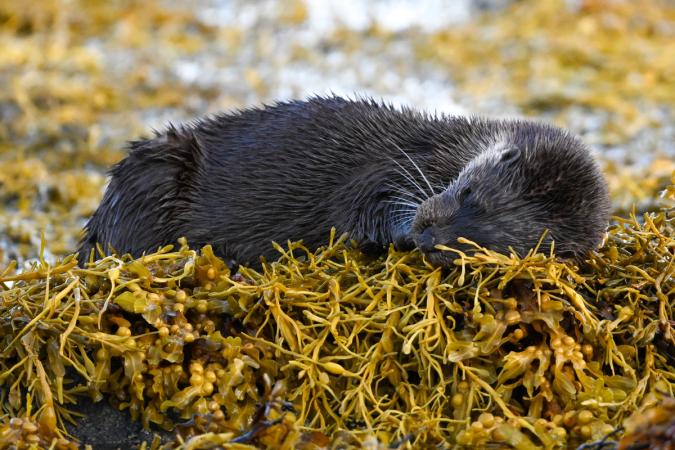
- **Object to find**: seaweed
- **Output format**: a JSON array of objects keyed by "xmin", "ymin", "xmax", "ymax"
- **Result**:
[{"xmin": 0, "ymin": 176, "xmax": 673, "ymax": 448}]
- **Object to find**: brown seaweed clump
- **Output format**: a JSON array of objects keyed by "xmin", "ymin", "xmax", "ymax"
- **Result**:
[
  {"xmin": 0, "ymin": 175, "xmax": 673, "ymax": 449},
  {"xmin": 618, "ymin": 396, "xmax": 675, "ymax": 450}
]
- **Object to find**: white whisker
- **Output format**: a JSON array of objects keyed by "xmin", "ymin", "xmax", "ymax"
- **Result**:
[
  {"xmin": 386, "ymin": 182, "xmax": 425, "ymax": 204},
  {"xmin": 394, "ymin": 144, "xmax": 436, "ymax": 197},
  {"xmin": 389, "ymin": 209, "xmax": 418, "ymax": 216},
  {"xmin": 391, "ymin": 213, "xmax": 416, "ymax": 232},
  {"xmin": 385, "ymin": 198, "xmax": 419, "ymax": 209},
  {"xmin": 390, "ymin": 159, "xmax": 430, "ymax": 201}
]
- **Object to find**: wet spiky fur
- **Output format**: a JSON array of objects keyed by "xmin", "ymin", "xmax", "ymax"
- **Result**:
[{"xmin": 78, "ymin": 96, "xmax": 610, "ymax": 266}]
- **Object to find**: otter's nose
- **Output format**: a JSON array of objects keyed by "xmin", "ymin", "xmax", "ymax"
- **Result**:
[{"xmin": 417, "ymin": 227, "xmax": 437, "ymax": 253}]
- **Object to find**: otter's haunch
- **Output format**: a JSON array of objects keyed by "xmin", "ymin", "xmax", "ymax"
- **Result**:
[{"xmin": 78, "ymin": 96, "xmax": 610, "ymax": 267}]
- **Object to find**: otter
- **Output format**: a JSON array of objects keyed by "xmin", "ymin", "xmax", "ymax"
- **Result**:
[{"xmin": 78, "ymin": 96, "xmax": 610, "ymax": 267}]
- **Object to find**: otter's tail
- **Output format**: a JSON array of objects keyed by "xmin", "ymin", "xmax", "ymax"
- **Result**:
[{"xmin": 77, "ymin": 126, "xmax": 202, "ymax": 265}]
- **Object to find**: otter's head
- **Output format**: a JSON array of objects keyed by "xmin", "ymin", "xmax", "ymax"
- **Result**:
[{"xmin": 410, "ymin": 123, "xmax": 610, "ymax": 266}]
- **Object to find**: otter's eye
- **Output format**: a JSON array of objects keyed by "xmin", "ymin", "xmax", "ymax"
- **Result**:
[
  {"xmin": 458, "ymin": 186, "xmax": 472, "ymax": 203},
  {"xmin": 501, "ymin": 148, "xmax": 519, "ymax": 164}
]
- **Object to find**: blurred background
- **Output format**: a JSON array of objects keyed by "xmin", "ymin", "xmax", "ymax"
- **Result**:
[{"xmin": 0, "ymin": 0, "xmax": 673, "ymax": 266}]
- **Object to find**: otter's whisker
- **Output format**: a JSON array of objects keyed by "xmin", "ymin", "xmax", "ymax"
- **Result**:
[
  {"xmin": 389, "ymin": 209, "xmax": 418, "ymax": 216},
  {"xmin": 389, "ymin": 205, "xmax": 417, "ymax": 225},
  {"xmin": 391, "ymin": 165, "xmax": 429, "ymax": 200},
  {"xmin": 390, "ymin": 213, "xmax": 416, "ymax": 233},
  {"xmin": 391, "ymin": 162, "xmax": 431, "ymax": 201},
  {"xmin": 389, "ymin": 201, "xmax": 417, "ymax": 212},
  {"xmin": 386, "ymin": 182, "xmax": 425, "ymax": 204},
  {"xmin": 385, "ymin": 198, "xmax": 420, "ymax": 209},
  {"xmin": 394, "ymin": 145, "xmax": 436, "ymax": 197},
  {"xmin": 393, "ymin": 218, "xmax": 416, "ymax": 230},
  {"xmin": 389, "ymin": 203, "xmax": 416, "ymax": 214}
]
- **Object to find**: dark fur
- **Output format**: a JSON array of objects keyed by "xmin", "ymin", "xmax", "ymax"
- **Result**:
[{"xmin": 78, "ymin": 96, "xmax": 610, "ymax": 267}]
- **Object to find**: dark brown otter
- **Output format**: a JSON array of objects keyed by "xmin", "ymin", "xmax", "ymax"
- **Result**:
[{"xmin": 78, "ymin": 96, "xmax": 610, "ymax": 267}]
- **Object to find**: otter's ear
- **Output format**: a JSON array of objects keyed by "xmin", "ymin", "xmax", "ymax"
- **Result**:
[{"xmin": 500, "ymin": 148, "xmax": 520, "ymax": 165}]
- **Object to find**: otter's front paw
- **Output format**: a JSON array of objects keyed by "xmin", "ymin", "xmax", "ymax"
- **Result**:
[
  {"xmin": 359, "ymin": 240, "xmax": 387, "ymax": 257},
  {"xmin": 393, "ymin": 234, "xmax": 416, "ymax": 252}
]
